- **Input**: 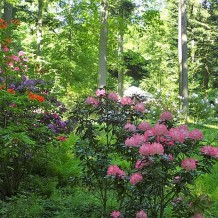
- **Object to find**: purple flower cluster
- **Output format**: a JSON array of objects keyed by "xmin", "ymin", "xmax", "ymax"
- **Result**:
[{"xmin": 41, "ymin": 112, "xmax": 74, "ymax": 134}]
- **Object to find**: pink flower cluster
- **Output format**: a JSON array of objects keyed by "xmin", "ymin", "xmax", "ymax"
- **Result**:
[
  {"xmin": 136, "ymin": 210, "xmax": 148, "ymax": 218},
  {"xmin": 107, "ymin": 165, "xmax": 126, "ymax": 178},
  {"xmin": 111, "ymin": 211, "xmax": 122, "ymax": 218},
  {"xmin": 125, "ymin": 134, "xmax": 145, "ymax": 147},
  {"xmin": 181, "ymin": 158, "xmax": 197, "ymax": 171},
  {"xmin": 201, "ymin": 146, "xmax": 218, "ymax": 158},
  {"xmin": 96, "ymin": 89, "xmax": 106, "ymax": 96},
  {"xmin": 152, "ymin": 124, "xmax": 168, "ymax": 136},
  {"xmin": 121, "ymin": 96, "xmax": 133, "ymax": 106},
  {"xmin": 124, "ymin": 123, "xmax": 136, "ymax": 132},
  {"xmin": 138, "ymin": 122, "xmax": 151, "ymax": 131},
  {"xmin": 134, "ymin": 102, "xmax": 145, "ymax": 113},
  {"xmin": 160, "ymin": 111, "xmax": 173, "ymax": 121},
  {"xmin": 108, "ymin": 92, "xmax": 119, "ymax": 101},
  {"xmin": 85, "ymin": 96, "xmax": 99, "ymax": 107},
  {"xmin": 111, "ymin": 210, "xmax": 147, "ymax": 218},
  {"xmin": 169, "ymin": 128, "xmax": 186, "ymax": 143},
  {"xmin": 189, "ymin": 129, "xmax": 203, "ymax": 140},
  {"xmin": 135, "ymin": 160, "xmax": 147, "ymax": 169},
  {"xmin": 130, "ymin": 173, "xmax": 143, "ymax": 185},
  {"xmin": 139, "ymin": 142, "xmax": 164, "ymax": 156}
]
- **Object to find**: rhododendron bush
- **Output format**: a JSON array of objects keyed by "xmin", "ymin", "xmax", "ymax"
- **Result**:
[
  {"xmin": 72, "ymin": 89, "xmax": 218, "ymax": 218},
  {"xmin": 0, "ymin": 20, "xmax": 73, "ymax": 197}
]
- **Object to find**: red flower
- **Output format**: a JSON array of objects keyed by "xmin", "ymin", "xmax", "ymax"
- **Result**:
[
  {"xmin": 0, "ymin": 19, "xmax": 7, "ymax": 29},
  {"xmin": 28, "ymin": 92, "xmax": 45, "ymax": 102},
  {"xmin": 6, "ymin": 38, "xmax": 11, "ymax": 44},
  {"xmin": 0, "ymin": 84, "xmax": 6, "ymax": 90},
  {"xmin": 7, "ymin": 88, "xmax": 15, "ymax": 94},
  {"xmin": 56, "ymin": 136, "xmax": 67, "ymax": 141}
]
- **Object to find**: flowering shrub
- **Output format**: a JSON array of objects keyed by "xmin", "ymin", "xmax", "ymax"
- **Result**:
[
  {"xmin": 0, "ymin": 20, "xmax": 73, "ymax": 197},
  {"xmin": 189, "ymin": 91, "xmax": 218, "ymax": 123},
  {"xmin": 72, "ymin": 89, "xmax": 218, "ymax": 217}
]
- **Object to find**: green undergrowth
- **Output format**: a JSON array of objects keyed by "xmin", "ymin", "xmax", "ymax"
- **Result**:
[{"xmin": 0, "ymin": 125, "xmax": 217, "ymax": 217}]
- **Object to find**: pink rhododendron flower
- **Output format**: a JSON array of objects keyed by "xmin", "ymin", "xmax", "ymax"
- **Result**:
[
  {"xmin": 85, "ymin": 96, "xmax": 99, "ymax": 107},
  {"xmin": 152, "ymin": 124, "xmax": 168, "ymax": 136},
  {"xmin": 124, "ymin": 123, "xmax": 136, "ymax": 132},
  {"xmin": 96, "ymin": 88, "xmax": 106, "ymax": 96},
  {"xmin": 139, "ymin": 142, "xmax": 164, "ymax": 156},
  {"xmin": 138, "ymin": 121, "xmax": 151, "ymax": 131},
  {"xmin": 14, "ymin": 67, "xmax": 20, "ymax": 71},
  {"xmin": 111, "ymin": 211, "xmax": 122, "ymax": 218},
  {"xmin": 108, "ymin": 92, "xmax": 119, "ymax": 101},
  {"xmin": 121, "ymin": 96, "xmax": 133, "ymax": 106},
  {"xmin": 125, "ymin": 134, "xmax": 145, "ymax": 147},
  {"xmin": 4, "ymin": 46, "xmax": 9, "ymax": 52},
  {"xmin": 23, "ymin": 57, "xmax": 29, "ymax": 62},
  {"xmin": 12, "ymin": 55, "xmax": 20, "ymax": 62},
  {"xmin": 135, "ymin": 160, "xmax": 147, "ymax": 169},
  {"xmin": 191, "ymin": 213, "xmax": 205, "ymax": 218},
  {"xmin": 166, "ymin": 153, "xmax": 174, "ymax": 161},
  {"xmin": 201, "ymin": 146, "xmax": 218, "ymax": 158},
  {"xmin": 18, "ymin": 50, "xmax": 24, "ymax": 56},
  {"xmin": 8, "ymin": 62, "xmax": 13, "ymax": 67},
  {"xmin": 169, "ymin": 128, "xmax": 185, "ymax": 143},
  {"xmin": 189, "ymin": 129, "xmax": 203, "ymax": 140},
  {"xmin": 144, "ymin": 129, "xmax": 155, "ymax": 140},
  {"xmin": 134, "ymin": 102, "xmax": 145, "ymax": 113},
  {"xmin": 9, "ymin": 103, "xmax": 16, "ymax": 108},
  {"xmin": 173, "ymin": 176, "xmax": 181, "ymax": 183},
  {"xmin": 160, "ymin": 111, "xmax": 173, "ymax": 121},
  {"xmin": 178, "ymin": 124, "xmax": 189, "ymax": 131},
  {"xmin": 136, "ymin": 210, "xmax": 148, "ymax": 218},
  {"xmin": 130, "ymin": 173, "xmax": 143, "ymax": 185},
  {"xmin": 181, "ymin": 158, "xmax": 197, "ymax": 171},
  {"xmin": 107, "ymin": 165, "xmax": 126, "ymax": 178},
  {"xmin": 159, "ymin": 136, "xmax": 175, "ymax": 146}
]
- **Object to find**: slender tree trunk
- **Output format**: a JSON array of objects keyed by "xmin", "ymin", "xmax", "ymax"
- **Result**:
[
  {"xmin": 3, "ymin": 0, "xmax": 13, "ymax": 24},
  {"xmin": 37, "ymin": 0, "xmax": 43, "ymax": 56},
  {"xmin": 98, "ymin": 0, "xmax": 108, "ymax": 88},
  {"xmin": 178, "ymin": 0, "xmax": 189, "ymax": 119},
  {"xmin": 118, "ymin": 32, "xmax": 124, "ymax": 97}
]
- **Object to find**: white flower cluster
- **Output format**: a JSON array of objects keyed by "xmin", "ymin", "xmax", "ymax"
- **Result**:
[{"xmin": 124, "ymin": 86, "xmax": 154, "ymax": 102}]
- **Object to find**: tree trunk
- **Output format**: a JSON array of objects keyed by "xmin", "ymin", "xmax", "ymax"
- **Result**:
[
  {"xmin": 37, "ymin": 0, "xmax": 43, "ymax": 56},
  {"xmin": 3, "ymin": 0, "xmax": 13, "ymax": 24},
  {"xmin": 178, "ymin": 0, "xmax": 189, "ymax": 119},
  {"xmin": 118, "ymin": 33, "xmax": 124, "ymax": 97},
  {"xmin": 98, "ymin": 0, "xmax": 108, "ymax": 88}
]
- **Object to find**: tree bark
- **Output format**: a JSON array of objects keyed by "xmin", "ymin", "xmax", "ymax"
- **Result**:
[
  {"xmin": 3, "ymin": 0, "xmax": 13, "ymax": 24},
  {"xmin": 98, "ymin": 0, "xmax": 108, "ymax": 88},
  {"xmin": 178, "ymin": 0, "xmax": 189, "ymax": 119},
  {"xmin": 118, "ymin": 33, "xmax": 124, "ymax": 97},
  {"xmin": 37, "ymin": 0, "xmax": 43, "ymax": 56}
]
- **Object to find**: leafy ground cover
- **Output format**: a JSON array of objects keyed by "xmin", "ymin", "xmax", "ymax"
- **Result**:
[{"xmin": 0, "ymin": 121, "xmax": 217, "ymax": 218}]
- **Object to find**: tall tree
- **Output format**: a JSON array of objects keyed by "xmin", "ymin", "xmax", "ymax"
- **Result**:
[
  {"xmin": 3, "ymin": 0, "xmax": 13, "ymax": 24},
  {"xmin": 37, "ymin": 0, "xmax": 43, "ymax": 56},
  {"xmin": 98, "ymin": 0, "xmax": 108, "ymax": 88},
  {"xmin": 117, "ymin": 0, "xmax": 135, "ymax": 96},
  {"xmin": 178, "ymin": 0, "xmax": 189, "ymax": 118}
]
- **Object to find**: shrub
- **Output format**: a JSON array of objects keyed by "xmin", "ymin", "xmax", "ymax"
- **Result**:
[
  {"xmin": 0, "ymin": 21, "xmax": 74, "ymax": 198},
  {"xmin": 72, "ymin": 89, "xmax": 218, "ymax": 217}
]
